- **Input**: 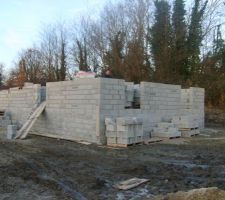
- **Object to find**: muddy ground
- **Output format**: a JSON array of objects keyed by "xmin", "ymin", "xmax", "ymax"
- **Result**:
[{"xmin": 1, "ymin": 127, "xmax": 225, "ymax": 200}]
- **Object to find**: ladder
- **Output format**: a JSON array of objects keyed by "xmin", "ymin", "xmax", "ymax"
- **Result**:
[{"xmin": 15, "ymin": 101, "xmax": 47, "ymax": 139}]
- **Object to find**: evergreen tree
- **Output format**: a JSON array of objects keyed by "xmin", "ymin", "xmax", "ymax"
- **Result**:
[
  {"xmin": 150, "ymin": 0, "xmax": 173, "ymax": 83},
  {"xmin": 172, "ymin": 0, "xmax": 187, "ymax": 83},
  {"xmin": 186, "ymin": 0, "xmax": 208, "ymax": 82},
  {"xmin": 213, "ymin": 25, "xmax": 225, "ymax": 75},
  {"xmin": 103, "ymin": 31, "xmax": 125, "ymax": 78}
]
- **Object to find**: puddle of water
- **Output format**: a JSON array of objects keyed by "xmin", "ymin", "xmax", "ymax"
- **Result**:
[
  {"xmin": 115, "ymin": 186, "xmax": 154, "ymax": 200},
  {"xmin": 163, "ymin": 159, "xmax": 208, "ymax": 169}
]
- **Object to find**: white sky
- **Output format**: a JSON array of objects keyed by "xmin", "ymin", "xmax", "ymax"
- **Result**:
[
  {"xmin": 0, "ymin": 0, "xmax": 224, "ymax": 70},
  {"xmin": 0, "ymin": 0, "xmax": 115, "ymax": 70}
]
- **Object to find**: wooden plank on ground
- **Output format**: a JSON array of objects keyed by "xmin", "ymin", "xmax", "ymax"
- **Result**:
[{"xmin": 114, "ymin": 178, "xmax": 149, "ymax": 190}]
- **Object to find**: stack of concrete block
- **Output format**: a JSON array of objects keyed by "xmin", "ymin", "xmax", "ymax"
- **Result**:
[
  {"xmin": 140, "ymin": 82, "xmax": 181, "ymax": 121},
  {"xmin": 117, "ymin": 117, "xmax": 143, "ymax": 145},
  {"xmin": 125, "ymin": 82, "xmax": 134, "ymax": 108},
  {"xmin": 105, "ymin": 117, "xmax": 144, "ymax": 146},
  {"xmin": 140, "ymin": 111, "xmax": 162, "ymax": 140},
  {"xmin": 105, "ymin": 118, "xmax": 117, "ymax": 144},
  {"xmin": 172, "ymin": 115, "xmax": 200, "ymax": 137},
  {"xmin": 120, "ymin": 109, "xmax": 162, "ymax": 141},
  {"xmin": 181, "ymin": 87, "xmax": 204, "ymax": 129},
  {"xmin": 172, "ymin": 115, "xmax": 198, "ymax": 129},
  {"xmin": 152, "ymin": 122, "xmax": 181, "ymax": 138}
]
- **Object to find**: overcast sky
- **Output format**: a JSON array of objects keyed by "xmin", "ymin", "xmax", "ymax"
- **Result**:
[{"xmin": 0, "ymin": 0, "xmax": 115, "ymax": 69}]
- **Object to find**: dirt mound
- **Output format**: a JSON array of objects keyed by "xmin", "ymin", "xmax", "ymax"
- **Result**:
[{"xmin": 153, "ymin": 187, "xmax": 225, "ymax": 200}]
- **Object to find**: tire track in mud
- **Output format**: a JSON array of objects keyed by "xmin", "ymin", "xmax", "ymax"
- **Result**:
[
  {"xmin": 20, "ymin": 159, "xmax": 88, "ymax": 200},
  {"xmin": 0, "ymin": 139, "xmax": 88, "ymax": 200}
]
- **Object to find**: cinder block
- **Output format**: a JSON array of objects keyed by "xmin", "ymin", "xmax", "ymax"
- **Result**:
[
  {"xmin": 106, "ymin": 124, "xmax": 116, "ymax": 131},
  {"xmin": 157, "ymin": 122, "xmax": 175, "ymax": 129},
  {"xmin": 106, "ymin": 131, "xmax": 117, "ymax": 137},
  {"xmin": 152, "ymin": 130, "xmax": 181, "ymax": 138},
  {"xmin": 107, "ymin": 137, "xmax": 117, "ymax": 144},
  {"xmin": 135, "ymin": 136, "xmax": 143, "ymax": 143},
  {"xmin": 117, "ymin": 137, "xmax": 135, "ymax": 145},
  {"xmin": 105, "ymin": 118, "xmax": 115, "ymax": 125},
  {"xmin": 7, "ymin": 125, "xmax": 17, "ymax": 139},
  {"xmin": 117, "ymin": 129, "xmax": 135, "ymax": 138}
]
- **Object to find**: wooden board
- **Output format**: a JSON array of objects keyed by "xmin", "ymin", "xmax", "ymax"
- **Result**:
[
  {"xmin": 31, "ymin": 131, "xmax": 93, "ymax": 145},
  {"xmin": 114, "ymin": 178, "xmax": 149, "ymax": 190},
  {"xmin": 16, "ymin": 101, "xmax": 47, "ymax": 139}
]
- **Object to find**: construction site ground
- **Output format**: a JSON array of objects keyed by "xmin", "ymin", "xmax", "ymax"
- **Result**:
[{"xmin": 1, "ymin": 126, "xmax": 225, "ymax": 200}]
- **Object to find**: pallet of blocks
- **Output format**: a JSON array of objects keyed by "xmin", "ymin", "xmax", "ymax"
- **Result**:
[
  {"xmin": 172, "ymin": 115, "xmax": 200, "ymax": 137},
  {"xmin": 105, "ymin": 117, "xmax": 144, "ymax": 147},
  {"xmin": 152, "ymin": 122, "xmax": 181, "ymax": 139}
]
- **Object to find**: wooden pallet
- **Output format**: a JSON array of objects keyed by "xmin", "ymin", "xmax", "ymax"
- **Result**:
[
  {"xmin": 168, "ymin": 136, "xmax": 181, "ymax": 139},
  {"xmin": 179, "ymin": 127, "xmax": 198, "ymax": 131},
  {"xmin": 107, "ymin": 142, "xmax": 143, "ymax": 148},
  {"xmin": 143, "ymin": 138, "xmax": 163, "ymax": 145},
  {"xmin": 156, "ymin": 136, "xmax": 181, "ymax": 140}
]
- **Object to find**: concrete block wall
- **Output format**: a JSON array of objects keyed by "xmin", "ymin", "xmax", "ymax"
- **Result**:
[
  {"xmin": 0, "ymin": 83, "xmax": 41, "ymax": 126},
  {"xmin": 0, "ymin": 90, "xmax": 9, "ymax": 110},
  {"xmin": 8, "ymin": 84, "xmax": 41, "ymax": 126},
  {"xmin": 100, "ymin": 81, "xmax": 182, "ymax": 141},
  {"xmin": 0, "ymin": 78, "xmax": 205, "ymax": 144},
  {"xmin": 181, "ymin": 87, "xmax": 205, "ymax": 128},
  {"xmin": 33, "ymin": 79, "xmax": 102, "ymax": 144},
  {"xmin": 140, "ymin": 82, "xmax": 181, "ymax": 122}
]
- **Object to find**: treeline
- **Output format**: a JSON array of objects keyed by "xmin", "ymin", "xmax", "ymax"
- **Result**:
[{"xmin": 4, "ymin": 0, "xmax": 225, "ymax": 107}]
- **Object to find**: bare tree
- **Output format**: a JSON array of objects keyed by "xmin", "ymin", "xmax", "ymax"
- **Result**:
[
  {"xmin": 18, "ymin": 48, "xmax": 44, "ymax": 83},
  {"xmin": 39, "ymin": 22, "xmax": 68, "ymax": 81}
]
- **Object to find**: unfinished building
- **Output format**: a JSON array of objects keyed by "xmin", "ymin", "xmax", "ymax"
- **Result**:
[{"xmin": 0, "ymin": 78, "xmax": 204, "ymax": 146}]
